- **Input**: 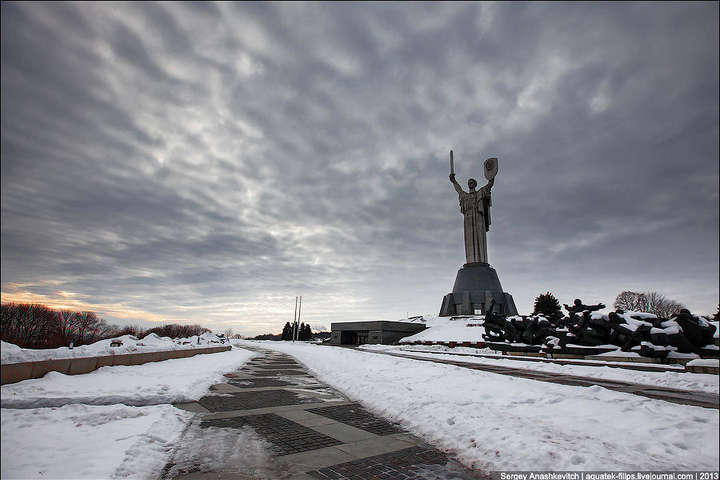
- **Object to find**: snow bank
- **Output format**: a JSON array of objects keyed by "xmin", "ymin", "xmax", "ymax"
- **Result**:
[
  {"xmin": 1, "ymin": 347, "xmax": 256, "ymax": 408},
  {"xmin": 361, "ymin": 344, "xmax": 718, "ymax": 394},
  {"xmin": 251, "ymin": 341, "xmax": 719, "ymax": 471},
  {"xmin": 711, "ymin": 320, "xmax": 720, "ymax": 338},
  {"xmin": 595, "ymin": 350, "xmax": 642, "ymax": 357},
  {"xmin": 1, "ymin": 332, "xmax": 227, "ymax": 364},
  {"xmin": 1, "ymin": 403, "xmax": 190, "ymax": 479},
  {"xmin": 687, "ymin": 358, "xmax": 719, "ymax": 367},
  {"xmin": 399, "ymin": 315, "xmax": 486, "ymax": 343}
]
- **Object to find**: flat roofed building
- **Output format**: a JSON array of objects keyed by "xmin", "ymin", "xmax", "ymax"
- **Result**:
[{"xmin": 330, "ymin": 321, "xmax": 426, "ymax": 346}]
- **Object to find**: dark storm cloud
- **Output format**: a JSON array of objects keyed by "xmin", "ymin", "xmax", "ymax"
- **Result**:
[{"xmin": 1, "ymin": 2, "xmax": 717, "ymax": 334}]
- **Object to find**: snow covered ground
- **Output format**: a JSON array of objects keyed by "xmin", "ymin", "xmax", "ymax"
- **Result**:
[
  {"xmin": 1, "ymin": 346, "xmax": 256, "ymax": 479},
  {"xmin": 1, "ymin": 403, "xmax": 190, "ymax": 480},
  {"xmin": 399, "ymin": 315, "xmax": 486, "ymax": 343},
  {"xmin": 3, "ymin": 338, "xmax": 717, "ymax": 477},
  {"xmin": 247, "ymin": 341, "xmax": 719, "ymax": 471},
  {"xmin": 687, "ymin": 358, "xmax": 720, "ymax": 367},
  {"xmin": 1, "ymin": 347, "xmax": 256, "ymax": 408},
  {"xmin": 360, "ymin": 344, "xmax": 719, "ymax": 394},
  {"xmin": 1, "ymin": 332, "xmax": 227, "ymax": 364}
]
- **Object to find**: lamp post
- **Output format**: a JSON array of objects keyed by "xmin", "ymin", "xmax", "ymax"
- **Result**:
[
  {"xmin": 296, "ymin": 296, "xmax": 302, "ymax": 341},
  {"xmin": 292, "ymin": 296, "xmax": 298, "ymax": 342}
]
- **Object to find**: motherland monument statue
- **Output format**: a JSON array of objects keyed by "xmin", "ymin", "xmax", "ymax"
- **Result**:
[
  {"xmin": 440, "ymin": 151, "xmax": 517, "ymax": 316},
  {"xmin": 449, "ymin": 151, "xmax": 496, "ymax": 264}
]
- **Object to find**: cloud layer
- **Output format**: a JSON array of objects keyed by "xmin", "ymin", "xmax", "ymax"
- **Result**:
[{"xmin": 2, "ymin": 2, "xmax": 718, "ymax": 335}]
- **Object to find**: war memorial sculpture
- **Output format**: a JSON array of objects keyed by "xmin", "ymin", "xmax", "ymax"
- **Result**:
[
  {"xmin": 439, "ymin": 151, "xmax": 518, "ymax": 316},
  {"xmin": 481, "ymin": 300, "xmax": 718, "ymax": 358}
]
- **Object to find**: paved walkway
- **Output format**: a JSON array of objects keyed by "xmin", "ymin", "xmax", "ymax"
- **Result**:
[
  {"xmin": 360, "ymin": 349, "xmax": 719, "ymax": 409},
  {"xmin": 165, "ymin": 347, "xmax": 485, "ymax": 480}
]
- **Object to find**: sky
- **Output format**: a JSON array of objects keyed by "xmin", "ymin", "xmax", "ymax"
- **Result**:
[{"xmin": 1, "ymin": 2, "xmax": 718, "ymax": 336}]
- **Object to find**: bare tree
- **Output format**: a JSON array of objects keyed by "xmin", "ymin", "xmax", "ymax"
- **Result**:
[
  {"xmin": 655, "ymin": 300, "xmax": 685, "ymax": 319},
  {"xmin": 613, "ymin": 290, "xmax": 686, "ymax": 318},
  {"xmin": 1, "ymin": 303, "xmax": 59, "ymax": 348},
  {"xmin": 644, "ymin": 291, "xmax": 686, "ymax": 318},
  {"xmin": 57, "ymin": 310, "xmax": 78, "ymax": 345},
  {"xmin": 2, "ymin": 303, "xmax": 214, "ymax": 348},
  {"xmin": 0, "ymin": 303, "xmax": 20, "ymax": 342},
  {"xmin": 114, "ymin": 325, "xmax": 144, "ymax": 337},
  {"xmin": 74, "ymin": 311, "xmax": 103, "ymax": 345},
  {"xmin": 96, "ymin": 319, "xmax": 117, "ymax": 339},
  {"xmin": 644, "ymin": 291, "xmax": 666, "ymax": 317},
  {"xmin": 143, "ymin": 323, "xmax": 211, "ymax": 339},
  {"xmin": 614, "ymin": 291, "xmax": 646, "ymax": 311}
]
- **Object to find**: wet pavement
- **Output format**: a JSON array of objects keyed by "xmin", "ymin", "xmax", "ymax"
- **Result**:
[{"xmin": 164, "ymin": 347, "xmax": 486, "ymax": 479}]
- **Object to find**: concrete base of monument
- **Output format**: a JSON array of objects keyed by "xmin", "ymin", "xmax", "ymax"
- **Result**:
[{"xmin": 439, "ymin": 262, "xmax": 518, "ymax": 316}]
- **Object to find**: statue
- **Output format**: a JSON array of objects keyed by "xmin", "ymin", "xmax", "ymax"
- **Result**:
[
  {"xmin": 563, "ymin": 299, "xmax": 606, "ymax": 315},
  {"xmin": 449, "ymin": 151, "xmax": 497, "ymax": 264},
  {"xmin": 439, "ymin": 150, "xmax": 517, "ymax": 317}
]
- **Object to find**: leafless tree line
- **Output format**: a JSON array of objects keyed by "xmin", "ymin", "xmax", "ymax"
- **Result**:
[
  {"xmin": 143, "ymin": 323, "xmax": 211, "ymax": 339},
  {"xmin": 613, "ymin": 291, "xmax": 686, "ymax": 318},
  {"xmin": 223, "ymin": 328, "xmax": 243, "ymax": 339},
  {"xmin": 1, "ymin": 302, "xmax": 211, "ymax": 349}
]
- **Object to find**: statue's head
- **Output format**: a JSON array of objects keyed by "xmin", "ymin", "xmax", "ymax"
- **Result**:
[
  {"xmin": 573, "ymin": 299, "xmax": 582, "ymax": 306},
  {"xmin": 468, "ymin": 178, "xmax": 477, "ymax": 190}
]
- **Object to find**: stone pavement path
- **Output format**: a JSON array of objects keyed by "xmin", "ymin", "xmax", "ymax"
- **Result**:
[
  {"xmin": 360, "ymin": 349, "xmax": 719, "ymax": 409},
  {"xmin": 165, "ymin": 347, "xmax": 486, "ymax": 480}
]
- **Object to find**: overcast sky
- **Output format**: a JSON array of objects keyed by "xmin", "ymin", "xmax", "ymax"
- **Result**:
[{"xmin": 1, "ymin": 2, "xmax": 718, "ymax": 336}]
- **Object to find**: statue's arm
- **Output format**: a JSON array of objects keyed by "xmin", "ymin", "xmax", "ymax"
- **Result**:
[
  {"xmin": 481, "ymin": 178, "xmax": 494, "ymax": 201},
  {"xmin": 449, "ymin": 174, "xmax": 465, "ymax": 194}
]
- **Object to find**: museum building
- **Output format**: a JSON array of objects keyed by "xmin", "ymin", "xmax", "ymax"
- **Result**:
[{"xmin": 329, "ymin": 321, "xmax": 426, "ymax": 346}]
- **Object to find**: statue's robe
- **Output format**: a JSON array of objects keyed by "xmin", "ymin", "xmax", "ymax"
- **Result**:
[{"xmin": 457, "ymin": 186, "xmax": 492, "ymax": 264}]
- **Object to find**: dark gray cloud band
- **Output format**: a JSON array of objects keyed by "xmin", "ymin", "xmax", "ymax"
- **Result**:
[{"xmin": 2, "ymin": 2, "xmax": 717, "ymax": 334}]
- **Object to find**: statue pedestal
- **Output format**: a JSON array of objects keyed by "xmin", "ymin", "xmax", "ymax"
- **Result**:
[{"xmin": 439, "ymin": 263, "xmax": 517, "ymax": 316}]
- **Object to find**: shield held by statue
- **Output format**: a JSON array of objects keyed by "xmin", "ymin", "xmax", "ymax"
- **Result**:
[{"xmin": 484, "ymin": 157, "xmax": 498, "ymax": 181}]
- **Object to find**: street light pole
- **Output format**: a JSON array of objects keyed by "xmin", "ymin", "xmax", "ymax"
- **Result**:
[
  {"xmin": 292, "ymin": 296, "xmax": 298, "ymax": 342},
  {"xmin": 296, "ymin": 296, "xmax": 302, "ymax": 341}
]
